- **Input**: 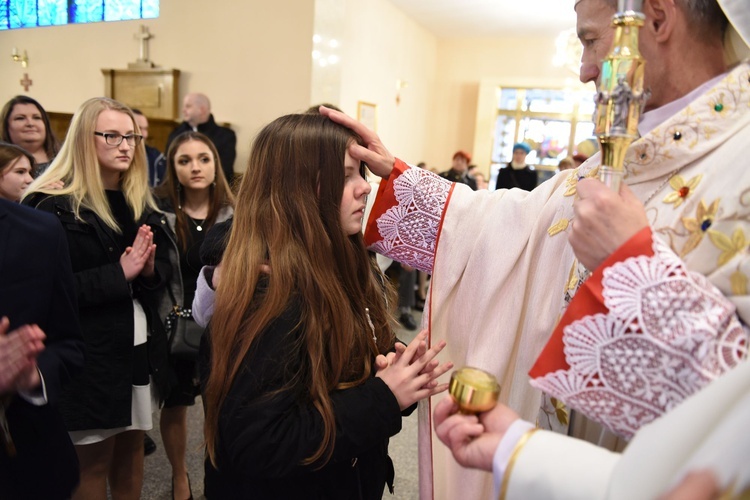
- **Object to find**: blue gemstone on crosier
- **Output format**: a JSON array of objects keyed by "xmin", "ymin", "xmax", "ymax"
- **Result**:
[{"xmin": 701, "ymin": 219, "xmax": 712, "ymax": 231}]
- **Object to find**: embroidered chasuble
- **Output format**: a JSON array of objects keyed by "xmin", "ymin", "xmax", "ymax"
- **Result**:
[{"xmin": 364, "ymin": 62, "xmax": 750, "ymax": 500}]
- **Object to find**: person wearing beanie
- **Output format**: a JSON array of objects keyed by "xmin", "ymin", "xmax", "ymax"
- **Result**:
[
  {"xmin": 495, "ymin": 142, "xmax": 537, "ymax": 191},
  {"xmin": 440, "ymin": 150, "xmax": 477, "ymax": 190}
]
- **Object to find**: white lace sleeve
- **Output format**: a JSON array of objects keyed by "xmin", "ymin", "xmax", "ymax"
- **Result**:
[
  {"xmin": 531, "ymin": 237, "xmax": 749, "ymax": 439},
  {"xmin": 368, "ymin": 167, "xmax": 452, "ymax": 273}
]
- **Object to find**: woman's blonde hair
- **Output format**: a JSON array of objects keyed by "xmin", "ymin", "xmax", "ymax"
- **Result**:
[{"xmin": 23, "ymin": 97, "xmax": 157, "ymax": 230}]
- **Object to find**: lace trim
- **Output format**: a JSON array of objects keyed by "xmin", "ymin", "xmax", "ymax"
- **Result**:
[
  {"xmin": 370, "ymin": 167, "xmax": 452, "ymax": 273},
  {"xmin": 531, "ymin": 238, "xmax": 748, "ymax": 439}
]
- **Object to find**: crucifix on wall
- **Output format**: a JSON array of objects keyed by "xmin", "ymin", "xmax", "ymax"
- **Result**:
[
  {"xmin": 20, "ymin": 73, "xmax": 33, "ymax": 91},
  {"xmin": 129, "ymin": 25, "xmax": 156, "ymax": 69}
]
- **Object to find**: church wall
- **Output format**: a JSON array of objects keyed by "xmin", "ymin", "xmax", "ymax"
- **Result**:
[
  {"xmin": 430, "ymin": 36, "xmax": 585, "ymax": 174},
  {"xmin": 0, "ymin": 0, "xmax": 315, "ymax": 173},
  {"xmin": 0, "ymin": 2, "xmax": 587, "ymax": 178},
  {"xmin": 335, "ymin": 0, "xmax": 438, "ymax": 168}
]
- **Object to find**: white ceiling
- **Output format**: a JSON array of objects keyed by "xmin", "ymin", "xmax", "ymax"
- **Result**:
[{"xmin": 385, "ymin": 0, "xmax": 578, "ymax": 38}]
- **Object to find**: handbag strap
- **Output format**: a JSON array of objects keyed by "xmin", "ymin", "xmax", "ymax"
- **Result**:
[{"xmin": 164, "ymin": 285, "xmax": 194, "ymax": 350}]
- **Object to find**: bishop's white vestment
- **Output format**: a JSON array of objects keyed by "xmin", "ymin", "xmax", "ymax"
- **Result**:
[{"xmin": 364, "ymin": 62, "xmax": 750, "ymax": 499}]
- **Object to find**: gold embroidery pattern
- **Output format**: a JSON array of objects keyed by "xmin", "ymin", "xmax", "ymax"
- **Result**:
[
  {"xmin": 626, "ymin": 68, "xmax": 746, "ymax": 172},
  {"xmin": 547, "ymin": 218, "xmax": 569, "ymax": 237},
  {"xmin": 663, "ymin": 174, "xmax": 703, "ymax": 208},
  {"xmin": 567, "ymin": 261, "xmax": 579, "ymax": 292},
  {"xmin": 680, "ymin": 199, "xmax": 721, "ymax": 257},
  {"xmin": 551, "ymin": 398, "xmax": 569, "ymax": 426},
  {"xmin": 730, "ymin": 270, "xmax": 748, "ymax": 296},
  {"xmin": 562, "ymin": 166, "xmax": 599, "ymax": 198},
  {"xmin": 708, "ymin": 228, "xmax": 747, "ymax": 266}
]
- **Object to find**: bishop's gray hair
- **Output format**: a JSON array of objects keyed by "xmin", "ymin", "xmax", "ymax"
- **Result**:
[{"xmin": 599, "ymin": 0, "xmax": 727, "ymax": 37}]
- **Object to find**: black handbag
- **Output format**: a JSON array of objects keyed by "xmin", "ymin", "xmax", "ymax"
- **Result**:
[{"xmin": 164, "ymin": 287, "xmax": 204, "ymax": 360}]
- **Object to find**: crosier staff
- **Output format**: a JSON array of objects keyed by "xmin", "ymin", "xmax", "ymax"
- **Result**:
[{"xmin": 595, "ymin": 0, "xmax": 650, "ymax": 192}]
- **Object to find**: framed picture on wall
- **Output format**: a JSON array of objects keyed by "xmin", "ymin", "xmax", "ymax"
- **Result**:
[{"xmin": 357, "ymin": 101, "xmax": 378, "ymax": 132}]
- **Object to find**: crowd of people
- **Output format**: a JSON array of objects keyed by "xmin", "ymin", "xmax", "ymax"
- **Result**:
[
  {"xmin": 0, "ymin": 0, "xmax": 748, "ymax": 498},
  {"xmin": 0, "ymin": 95, "xmax": 452, "ymax": 500}
]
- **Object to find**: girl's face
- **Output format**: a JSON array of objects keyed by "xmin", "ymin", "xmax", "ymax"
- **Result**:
[
  {"xmin": 0, "ymin": 155, "xmax": 33, "ymax": 202},
  {"xmin": 173, "ymin": 139, "xmax": 216, "ymax": 193},
  {"xmin": 7, "ymin": 103, "xmax": 46, "ymax": 147},
  {"xmin": 95, "ymin": 110, "xmax": 136, "ymax": 180},
  {"xmin": 339, "ymin": 151, "xmax": 371, "ymax": 236}
]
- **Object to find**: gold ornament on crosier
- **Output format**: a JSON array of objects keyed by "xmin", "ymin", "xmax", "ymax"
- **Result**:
[
  {"xmin": 448, "ymin": 367, "xmax": 500, "ymax": 414},
  {"xmin": 595, "ymin": 0, "xmax": 650, "ymax": 192}
]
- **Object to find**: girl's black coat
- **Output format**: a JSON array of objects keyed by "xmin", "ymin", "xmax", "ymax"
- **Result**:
[
  {"xmin": 27, "ymin": 194, "xmax": 171, "ymax": 431},
  {"xmin": 204, "ymin": 301, "xmax": 404, "ymax": 500}
]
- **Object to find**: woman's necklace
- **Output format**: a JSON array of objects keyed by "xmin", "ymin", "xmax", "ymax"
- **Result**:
[
  {"xmin": 187, "ymin": 215, "xmax": 206, "ymax": 232},
  {"xmin": 180, "ymin": 201, "xmax": 208, "ymax": 231},
  {"xmin": 181, "ymin": 206, "xmax": 207, "ymax": 232}
]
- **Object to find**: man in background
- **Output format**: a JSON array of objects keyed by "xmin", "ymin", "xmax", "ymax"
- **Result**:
[
  {"xmin": 166, "ymin": 93, "xmax": 236, "ymax": 184},
  {"xmin": 132, "ymin": 109, "xmax": 166, "ymax": 187}
]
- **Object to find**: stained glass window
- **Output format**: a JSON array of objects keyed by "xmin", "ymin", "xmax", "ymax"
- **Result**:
[{"xmin": 1, "ymin": 0, "xmax": 159, "ymax": 30}]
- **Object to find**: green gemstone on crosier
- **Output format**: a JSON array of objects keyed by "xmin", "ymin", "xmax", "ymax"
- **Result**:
[{"xmin": 714, "ymin": 103, "xmax": 724, "ymax": 112}]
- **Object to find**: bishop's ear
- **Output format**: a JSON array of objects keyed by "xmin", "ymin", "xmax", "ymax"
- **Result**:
[{"xmin": 642, "ymin": 0, "xmax": 677, "ymax": 43}]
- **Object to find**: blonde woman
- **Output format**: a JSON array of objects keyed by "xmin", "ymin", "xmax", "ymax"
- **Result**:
[{"xmin": 23, "ymin": 97, "xmax": 171, "ymax": 500}]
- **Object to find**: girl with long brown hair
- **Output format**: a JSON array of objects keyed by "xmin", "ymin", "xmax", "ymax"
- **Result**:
[
  {"xmin": 202, "ymin": 113, "xmax": 451, "ymax": 499},
  {"xmin": 154, "ymin": 131, "xmax": 234, "ymax": 500}
]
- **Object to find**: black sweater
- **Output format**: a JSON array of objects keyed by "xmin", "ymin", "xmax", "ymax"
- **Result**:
[{"xmin": 203, "ymin": 301, "xmax": 403, "ymax": 500}]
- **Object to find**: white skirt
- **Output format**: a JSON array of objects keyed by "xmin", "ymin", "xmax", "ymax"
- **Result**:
[{"xmin": 69, "ymin": 300, "xmax": 156, "ymax": 446}]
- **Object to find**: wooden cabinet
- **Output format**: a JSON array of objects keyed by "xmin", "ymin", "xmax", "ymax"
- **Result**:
[{"xmin": 101, "ymin": 68, "xmax": 181, "ymax": 121}]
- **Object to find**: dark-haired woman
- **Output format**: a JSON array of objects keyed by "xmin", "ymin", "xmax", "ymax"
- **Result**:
[
  {"xmin": 154, "ymin": 131, "xmax": 233, "ymax": 500},
  {"xmin": 1, "ymin": 95, "xmax": 59, "ymax": 175}
]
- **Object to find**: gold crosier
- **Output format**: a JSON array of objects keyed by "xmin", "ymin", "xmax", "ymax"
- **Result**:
[{"xmin": 595, "ymin": 0, "xmax": 650, "ymax": 191}]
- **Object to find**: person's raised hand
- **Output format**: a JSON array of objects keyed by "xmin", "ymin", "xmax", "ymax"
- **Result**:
[
  {"xmin": 319, "ymin": 106, "xmax": 396, "ymax": 179},
  {"xmin": 0, "ymin": 318, "xmax": 45, "ymax": 394},
  {"xmin": 42, "ymin": 179, "xmax": 65, "ymax": 191},
  {"xmin": 141, "ymin": 236, "xmax": 157, "ymax": 279},
  {"xmin": 570, "ymin": 179, "xmax": 649, "ymax": 270},
  {"xmin": 433, "ymin": 396, "xmax": 520, "ymax": 471},
  {"xmin": 13, "ymin": 325, "xmax": 45, "ymax": 392},
  {"xmin": 120, "ymin": 225, "xmax": 155, "ymax": 281},
  {"xmin": 375, "ymin": 330, "xmax": 452, "ymax": 409}
]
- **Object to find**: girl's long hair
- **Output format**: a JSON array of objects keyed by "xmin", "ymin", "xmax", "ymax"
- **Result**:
[
  {"xmin": 155, "ymin": 132, "xmax": 235, "ymax": 251},
  {"xmin": 23, "ymin": 97, "xmax": 157, "ymax": 231},
  {"xmin": 204, "ymin": 113, "xmax": 395, "ymax": 468},
  {"xmin": 1, "ymin": 95, "xmax": 60, "ymax": 161}
]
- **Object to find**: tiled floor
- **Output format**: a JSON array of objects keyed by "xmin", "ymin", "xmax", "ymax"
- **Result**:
[{"xmin": 141, "ymin": 311, "xmax": 423, "ymax": 499}]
